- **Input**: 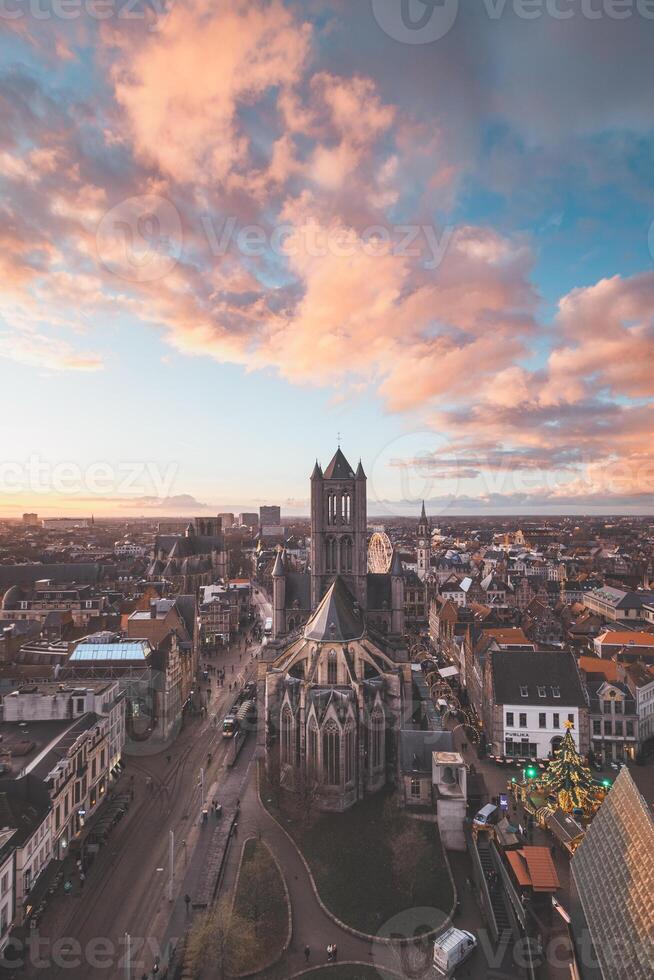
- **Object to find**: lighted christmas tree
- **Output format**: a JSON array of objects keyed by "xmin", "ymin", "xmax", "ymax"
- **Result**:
[{"xmin": 538, "ymin": 721, "xmax": 595, "ymax": 812}]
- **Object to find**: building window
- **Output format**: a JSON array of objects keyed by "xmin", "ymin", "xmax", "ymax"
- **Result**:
[
  {"xmin": 410, "ymin": 778, "xmax": 421, "ymax": 799},
  {"xmin": 327, "ymin": 650, "xmax": 338, "ymax": 685},
  {"xmin": 593, "ymin": 720, "xmax": 601, "ymax": 736},
  {"xmin": 537, "ymin": 686, "xmax": 546, "ymax": 698},
  {"xmin": 626, "ymin": 721, "xmax": 634, "ymax": 737},
  {"xmin": 615, "ymin": 721, "xmax": 623, "ymax": 737},
  {"xmin": 604, "ymin": 720, "xmax": 612, "ymax": 736},
  {"xmin": 371, "ymin": 708, "xmax": 384, "ymax": 770},
  {"xmin": 342, "ymin": 537, "xmax": 353, "ymax": 573},
  {"xmin": 552, "ymin": 686, "xmax": 561, "ymax": 698},
  {"xmin": 519, "ymin": 713, "xmax": 527, "ymax": 728},
  {"xmin": 520, "ymin": 686, "xmax": 529, "ymax": 698},
  {"xmin": 0, "ymin": 873, "xmax": 7, "ymax": 897},
  {"xmin": 308, "ymin": 721, "xmax": 318, "ymax": 778},
  {"xmin": 568, "ymin": 714, "xmax": 574, "ymax": 725},
  {"xmin": 506, "ymin": 712, "xmax": 514, "ymax": 727},
  {"xmin": 323, "ymin": 721, "xmax": 341, "ymax": 786},
  {"xmin": 281, "ymin": 707, "xmax": 294, "ymax": 766},
  {"xmin": 553, "ymin": 713, "xmax": 560, "ymax": 729},
  {"xmin": 614, "ymin": 701, "xmax": 623, "ymax": 714},
  {"xmin": 539, "ymin": 713, "xmax": 546, "ymax": 729},
  {"xmin": 344, "ymin": 724, "xmax": 355, "ymax": 784}
]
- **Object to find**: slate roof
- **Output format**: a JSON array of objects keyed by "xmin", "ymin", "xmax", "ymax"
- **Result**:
[
  {"xmin": 0, "ymin": 564, "xmax": 105, "ymax": 589},
  {"xmin": 490, "ymin": 650, "xmax": 586, "ymax": 706},
  {"xmin": 304, "ymin": 576, "xmax": 365, "ymax": 642},
  {"xmin": 285, "ymin": 572, "xmax": 311, "ymax": 610},
  {"xmin": 367, "ymin": 573, "xmax": 392, "ymax": 608},
  {"xmin": 399, "ymin": 729, "xmax": 453, "ymax": 773},
  {"xmin": 323, "ymin": 448, "xmax": 356, "ymax": 480}
]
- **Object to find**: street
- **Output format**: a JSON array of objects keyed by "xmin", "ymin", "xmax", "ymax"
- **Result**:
[{"xmin": 19, "ymin": 590, "xmax": 273, "ymax": 979}]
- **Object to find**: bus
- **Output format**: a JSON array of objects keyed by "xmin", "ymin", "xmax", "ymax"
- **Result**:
[{"xmin": 263, "ymin": 616, "xmax": 273, "ymax": 638}]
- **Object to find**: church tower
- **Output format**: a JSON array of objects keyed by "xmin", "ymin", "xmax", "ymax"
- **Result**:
[
  {"xmin": 417, "ymin": 500, "xmax": 430, "ymax": 581},
  {"xmin": 310, "ymin": 449, "xmax": 368, "ymax": 610}
]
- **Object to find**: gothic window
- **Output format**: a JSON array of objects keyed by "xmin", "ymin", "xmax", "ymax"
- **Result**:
[
  {"xmin": 323, "ymin": 720, "xmax": 341, "ymax": 786},
  {"xmin": 344, "ymin": 723, "xmax": 355, "ymax": 784},
  {"xmin": 281, "ymin": 706, "xmax": 293, "ymax": 766},
  {"xmin": 325, "ymin": 537, "xmax": 337, "ymax": 573},
  {"xmin": 341, "ymin": 493, "xmax": 351, "ymax": 523},
  {"xmin": 342, "ymin": 536, "xmax": 353, "ymax": 573},
  {"xmin": 371, "ymin": 707, "xmax": 384, "ymax": 770},
  {"xmin": 327, "ymin": 649, "xmax": 338, "ymax": 685},
  {"xmin": 308, "ymin": 720, "xmax": 318, "ymax": 779}
]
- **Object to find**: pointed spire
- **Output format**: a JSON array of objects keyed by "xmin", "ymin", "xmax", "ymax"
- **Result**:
[
  {"xmin": 272, "ymin": 545, "xmax": 285, "ymax": 577},
  {"xmin": 390, "ymin": 549, "xmax": 403, "ymax": 577},
  {"xmin": 323, "ymin": 448, "xmax": 355, "ymax": 480},
  {"xmin": 311, "ymin": 459, "xmax": 323, "ymax": 481},
  {"xmin": 420, "ymin": 500, "xmax": 427, "ymax": 523},
  {"xmin": 355, "ymin": 459, "xmax": 366, "ymax": 480}
]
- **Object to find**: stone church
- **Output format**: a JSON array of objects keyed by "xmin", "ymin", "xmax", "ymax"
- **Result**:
[
  {"xmin": 271, "ymin": 448, "xmax": 406, "ymax": 638},
  {"xmin": 263, "ymin": 448, "xmax": 410, "ymax": 812}
]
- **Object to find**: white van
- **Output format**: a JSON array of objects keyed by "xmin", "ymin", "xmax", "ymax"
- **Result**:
[
  {"xmin": 433, "ymin": 927, "xmax": 477, "ymax": 974},
  {"xmin": 473, "ymin": 803, "xmax": 499, "ymax": 828}
]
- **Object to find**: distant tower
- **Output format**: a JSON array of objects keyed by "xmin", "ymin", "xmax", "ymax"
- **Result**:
[
  {"xmin": 417, "ymin": 500, "xmax": 430, "ymax": 581},
  {"xmin": 390, "ymin": 549, "xmax": 405, "ymax": 634},
  {"xmin": 272, "ymin": 546, "xmax": 286, "ymax": 639},
  {"xmin": 310, "ymin": 449, "xmax": 368, "ymax": 610}
]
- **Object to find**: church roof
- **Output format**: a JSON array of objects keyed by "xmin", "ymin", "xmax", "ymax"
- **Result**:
[
  {"xmin": 390, "ymin": 549, "xmax": 403, "ymax": 577},
  {"xmin": 304, "ymin": 576, "xmax": 365, "ymax": 642},
  {"xmin": 323, "ymin": 448, "xmax": 355, "ymax": 480},
  {"xmin": 272, "ymin": 548, "xmax": 285, "ymax": 577}
]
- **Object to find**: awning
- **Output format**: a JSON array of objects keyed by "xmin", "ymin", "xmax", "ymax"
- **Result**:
[
  {"xmin": 23, "ymin": 859, "xmax": 63, "ymax": 911},
  {"xmin": 506, "ymin": 847, "xmax": 560, "ymax": 892}
]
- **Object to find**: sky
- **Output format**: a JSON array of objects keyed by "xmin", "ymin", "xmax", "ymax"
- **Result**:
[{"xmin": 1, "ymin": 0, "xmax": 654, "ymax": 518}]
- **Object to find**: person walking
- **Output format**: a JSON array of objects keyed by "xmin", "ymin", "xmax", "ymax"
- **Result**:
[
  {"xmin": 332, "ymin": 943, "xmax": 337, "ymax": 961},
  {"xmin": 184, "ymin": 894, "xmax": 191, "ymax": 916},
  {"xmin": 304, "ymin": 945, "xmax": 310, "ymax": 963}
]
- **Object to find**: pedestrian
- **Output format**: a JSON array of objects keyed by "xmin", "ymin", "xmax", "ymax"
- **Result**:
[
  {"xmin": 332, "ymin": 943, "xmax": 337, "ymax": 961},
  {"xmin": 327, "ymin": 944, "xmax": 333, "ymax": 962},
  {"xmin": 304, "ymin": 945, "xmax": 310, "ymax": 962},
  {"xmin": 79, "ymin": 872, "xmax": 85, "ymax": 889},
  {"xmin": 184, "ymin": 893, "xmax": 191, "ymax": 915}
]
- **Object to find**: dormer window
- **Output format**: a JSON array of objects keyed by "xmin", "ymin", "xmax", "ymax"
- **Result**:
[
  {"xmin": 552, "ymin": 686, "xmax": 561, "ymax": 698},
  {"xmin": 520, "ymin": 686, "xmax": 528, "ymax": 698},
  {"xmin": 537, "ymin": 686, "xmax": 546, "ymax": 698}
]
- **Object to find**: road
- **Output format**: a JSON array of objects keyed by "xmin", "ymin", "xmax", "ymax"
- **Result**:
[{"xmin": 20, "ymin": 589, "xmax": 272, "ymax": 979}]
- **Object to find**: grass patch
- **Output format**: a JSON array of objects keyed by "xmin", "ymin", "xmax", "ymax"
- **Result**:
[
  {"xmin": 262, "ymin": 778, "xmax": 453, "ymax": 934},
  {"xmin": 231, "ymin": 837, "xmax": 288, "ymax": 973}
]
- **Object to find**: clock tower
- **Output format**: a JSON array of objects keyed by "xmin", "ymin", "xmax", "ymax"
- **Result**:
[{"xmin": 416, "ymin": 500, "xmax": 430, "ymax": 581}]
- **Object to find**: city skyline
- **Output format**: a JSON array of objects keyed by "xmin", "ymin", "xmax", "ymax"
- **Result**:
[{"xmin": 2, "ymin": 2, "xmax": 654, "ymax": 516}]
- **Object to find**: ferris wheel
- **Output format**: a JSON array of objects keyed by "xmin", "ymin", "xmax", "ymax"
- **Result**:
[{"xmin": 368, "ymin": 531, "xmax": 393, "ymax": 573}]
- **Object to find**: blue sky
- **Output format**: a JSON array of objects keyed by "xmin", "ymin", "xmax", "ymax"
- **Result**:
[{"xmin": 1, "ymin": 1, "xmax": 653, "ymax": 516}]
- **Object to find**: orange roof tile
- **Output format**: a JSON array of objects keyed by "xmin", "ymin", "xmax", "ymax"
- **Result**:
[
  {"xmin": 597, "ymin": 630, "xmax": 654, "ymax": 646},
  {"xmin": 578, "ymin": 656, "xmax": 620, "ymax": 682},
  {"xmin": 507, "ymin": 848, "xmax": 560, "ymax": 891}
]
